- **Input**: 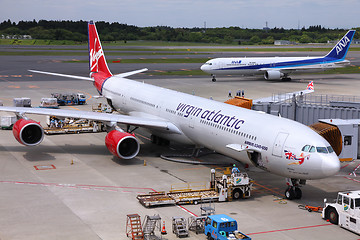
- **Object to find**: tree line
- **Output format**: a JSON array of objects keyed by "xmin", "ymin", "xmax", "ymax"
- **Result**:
[{"xmin": 1, "ymin": 19, "xmax": 359, "ymax": 45}]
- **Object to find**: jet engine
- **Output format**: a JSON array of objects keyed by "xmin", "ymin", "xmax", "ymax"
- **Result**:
[
  {"xmin": 12, "ymin": 118, "xmax": 44, "ymax": 146},
  {"xmin": 105, "ymin": 130, "xmax": 140, "ymax": 159},
  {"xmin": 264, "ymin": 70, "xmax": 284, "ymax": 80}
]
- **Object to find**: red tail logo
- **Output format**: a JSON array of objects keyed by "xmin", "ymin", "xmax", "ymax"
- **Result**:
[
  {"xmin": 306, "ymin": 81, "xmax": 314, "ymax": 91},
  {"xmin": 88, "ymin": 21, "xmax": 112, "ymax": 93},
  {"xmin": 89, "ymin": 38, "xmax": 103, "ymax": 73}
]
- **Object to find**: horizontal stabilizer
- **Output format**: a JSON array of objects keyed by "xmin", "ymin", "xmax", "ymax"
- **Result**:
[
  {"xmin": 114, "ymin": 68, "xmax": 148, "ymax": 78},
  {"xmin": 29, "ymin": 70, "xmax": 94, "ymax": 81}
]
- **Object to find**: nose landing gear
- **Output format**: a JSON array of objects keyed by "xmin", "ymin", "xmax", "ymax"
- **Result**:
[
  {"xmin": 285, "ymin": 178, "xmax": 305, "ymax": 200},
  {"xmin": 211, "ymin": 74, "xmax": 216, "ymax": 82}
]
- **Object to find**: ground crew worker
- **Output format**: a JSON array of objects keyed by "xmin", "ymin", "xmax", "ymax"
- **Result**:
[{"xmin": 232, "ymin": 164, "xmax": 240, "ymax": 174}]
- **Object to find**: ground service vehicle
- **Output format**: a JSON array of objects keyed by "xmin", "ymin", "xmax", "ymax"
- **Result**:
[
  {"xmin": 51, "ymin": 93, "xmax": 86, "ymax": 105},
  {"xmin": 322, "ymin": 190, "xmax": 360, "ymax": 235},
  {"xmin": 204, "ymin": 214, "xmax": 251, "ymax": 240}
]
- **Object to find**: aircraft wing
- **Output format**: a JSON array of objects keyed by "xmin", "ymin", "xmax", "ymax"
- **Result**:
[
  {"xmin": 253, "ymin": 81, "xmax": 314, "ymax": 104},
  {"xmin": 0, "ymin": 106, "xmax": 181, "ymax": 134}
]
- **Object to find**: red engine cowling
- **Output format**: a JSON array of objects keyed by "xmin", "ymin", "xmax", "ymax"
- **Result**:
[
  {"xmin": 12, "ymin": 119, "xmax": 44, "ymax": 146},
  {"xmin": 105, "ymin": 130, "xmax": 140, "ymax": 159}
]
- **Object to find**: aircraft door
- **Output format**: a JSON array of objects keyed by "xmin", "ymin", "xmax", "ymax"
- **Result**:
[
  {"xmin": 272, "ymin": 132, "xmax": 289, "ymax": 157},
  {"xmin": 188, "ymin": 115, "xmax": 195, "ymax": 129}
]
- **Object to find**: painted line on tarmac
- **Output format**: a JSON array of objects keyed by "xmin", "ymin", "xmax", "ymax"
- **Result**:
[
  {"xmin": 176, "ymin": 205, "xmax": 197, "ymax": 217},
  {"xmin": 349, "ymin": 163, "xmax": 360, "ymax": 177},
  {"xmin": 344, "ymin": 176, "xmax": 360, "ymax": 183},
  {"xmin": 341, "ymin": 163, "xmax": 349, "ymax": 169},
  {"xmin": 68, "ymin": 105, "xmax": 80, "ymax": 110},
  {"xmin": 252, "ymin": 181, "xmax": 284, "ymax": 197},
  {"xmin": 247, "ymin": 223, "xmax": 333, "ymax": 236},
  {"xmin": 135, "ymin": 132, "xmax": 151, "ymax": 141},
  {"xmin": 0, "ymin": 180, "xmax": 156, "ymax": 194}
]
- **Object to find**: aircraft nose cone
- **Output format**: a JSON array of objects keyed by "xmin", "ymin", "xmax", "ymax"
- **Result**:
[
  {"xmin": 322, "ymin": 154, "xmax": 340, "ymax": 177},
  {"xmin": 200, "ymin": 64, "xmax": 207, "ymax": 71}
]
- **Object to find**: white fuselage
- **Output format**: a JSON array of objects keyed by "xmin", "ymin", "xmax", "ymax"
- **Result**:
[
  {"xmin": 201, "ymin": 56, "xmax": 348, "ymax": 78},
  {"xmin": 102, "ymin": 76, "xmax": 340, "ymax": 180},
  {"xmin": 200, "ymin": 30, "xmax": 355, "ymax": 80}
]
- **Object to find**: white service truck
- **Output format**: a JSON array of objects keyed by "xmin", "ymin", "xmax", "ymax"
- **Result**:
[{"xmin": 322, "ymin": 190, "xmax": 360, "ymax": 235}]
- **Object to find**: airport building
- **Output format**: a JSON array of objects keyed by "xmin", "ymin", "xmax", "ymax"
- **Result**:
[{"xmin": 252, "ymin": 94, "xmax": 360, "ymax": 161}]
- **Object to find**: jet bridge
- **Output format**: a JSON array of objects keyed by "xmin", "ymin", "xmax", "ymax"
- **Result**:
[
  {"xmin": 252, "ymin": 93, "xmax": 360, "ymax": 161},
  {"xmin": 317, "ymin": 119, "xmax": 360, "ymax": 161}
]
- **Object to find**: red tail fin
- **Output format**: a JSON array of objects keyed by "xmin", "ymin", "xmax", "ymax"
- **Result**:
[{"xmin": 88, "ymin": 21, "xmax": 112, "ymax": 93}]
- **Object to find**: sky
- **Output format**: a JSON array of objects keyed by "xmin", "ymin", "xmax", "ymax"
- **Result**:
[{"xmin": 1, "ymin": 0, "xmax": 360, "ymax": 29}]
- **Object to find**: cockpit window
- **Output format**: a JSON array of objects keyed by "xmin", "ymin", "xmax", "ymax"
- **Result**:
[
  {"xmin": 309, "ymin": 146, "xmax": 316, "ymax": 152},
  {"xmin": 327, "ymin": 146, "xmax": 334, "ymax": 153},
  {"xmin": 316, "ymin": 147, "xmax": 328, "ymax": 153},
  {"xmin": 302, "ymin": 145, "xmax": 310, "ymax": 152}
]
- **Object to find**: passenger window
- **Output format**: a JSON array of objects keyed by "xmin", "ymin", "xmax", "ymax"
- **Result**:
[
  {"xmin": 309, "ymin": 146, "xmax": 316, "ymax": 152},
  {"xmin": 302, "ymin": 145, "xmax": 310, "ymax": 152},
  {"xmin": 344, "ymin": 196, "xmax": 350, "ymax": 206}
]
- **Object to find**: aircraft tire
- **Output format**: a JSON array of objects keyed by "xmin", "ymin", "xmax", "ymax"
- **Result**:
[
  {"xmin": 232, "ymin": 189, "xmax": 243, "ymax": 200},
  {"xmin": 328, "ymin": 208, "xmax": 339, "ymax": 225},
  {"xmin": 285, "ymin": 187, "xmax": 295, "ymax": 200},
  {"xmin": 294, "ymin": 187, "xmax": 302, "ymax": 199}
]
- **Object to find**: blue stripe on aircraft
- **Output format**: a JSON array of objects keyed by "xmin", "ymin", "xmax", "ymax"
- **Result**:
[{"xmin": 215, "ymin": 56, "xmax": 342, "ymax": 71}]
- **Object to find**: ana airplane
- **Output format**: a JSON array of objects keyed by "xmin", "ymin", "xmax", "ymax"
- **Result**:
[
  {"xmin": 0, "ymin": 22, "xmax": 340, "ymax": 200},
  {"xmin": 201, "ymin": 30, "xmax": 356, "ymax": 82}
]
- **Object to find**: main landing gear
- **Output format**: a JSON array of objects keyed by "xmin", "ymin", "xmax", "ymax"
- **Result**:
[
  {"xmin": 211, "ymin": 74, "xmax": 216, "ymax": 82},
  {"xmin": 281, "ymin": 75, "xmax": 292, "ymax": 81},
  {"xmin": 150, "ymin": 134, "xmax": 170, "ymax": 146},
  {"xmin": 284, "ymin": 178, "xmax": 305, "ymax": 200}
]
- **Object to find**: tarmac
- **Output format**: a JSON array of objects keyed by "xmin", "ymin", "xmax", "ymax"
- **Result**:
[{"xmin": 1, "ymin": 46, "xmax": 360, "ymax": 239}]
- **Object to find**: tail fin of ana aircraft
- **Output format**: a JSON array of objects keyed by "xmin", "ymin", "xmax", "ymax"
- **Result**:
[{"xmin": 325, "ymin": 30, "xmax": 356, "ymax": 60}]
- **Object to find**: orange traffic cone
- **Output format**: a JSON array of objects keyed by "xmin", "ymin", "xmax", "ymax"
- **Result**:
[{"xmin": 161, "ymin": 220, "xmax": 167, "ymax": 235}]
